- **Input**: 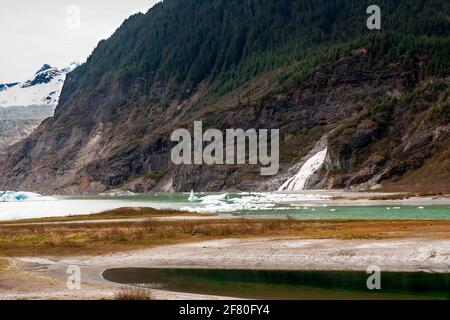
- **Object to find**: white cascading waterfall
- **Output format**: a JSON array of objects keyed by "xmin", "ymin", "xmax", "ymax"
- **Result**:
[{"xmin": 278, "ymin": 148, "xmax": 328, "ymax": 191}]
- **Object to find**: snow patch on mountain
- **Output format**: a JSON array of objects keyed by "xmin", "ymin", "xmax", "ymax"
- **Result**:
[
  {"xmin": 0, "ymin": 62, "xmax": 80, "ymax": 151},
  {"xmin": 0, "ymin": 62, "xmax": 80, "ymax": 108}
]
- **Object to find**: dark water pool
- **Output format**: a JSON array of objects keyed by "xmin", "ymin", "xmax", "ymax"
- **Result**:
[{"xmin": 103, "ymin": 268, "xmax": 450, "ymax": 300}]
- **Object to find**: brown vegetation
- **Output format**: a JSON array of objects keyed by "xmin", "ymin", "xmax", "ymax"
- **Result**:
[
  {"xmin": 0, "ymin": 207, "xmax": 209, "ymax": 225},
  {"xmin": 1, "ymin": 218, "xmax": 449, "ymax": 257},
  {"xmin": 113, "ymin": 287, "xmax": 154, "ymax": 300}
]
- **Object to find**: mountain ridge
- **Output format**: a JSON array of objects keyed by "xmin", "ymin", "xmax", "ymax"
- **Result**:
[
  {"xmin": 0, "ymin": 0, "xmax": 448, "ymax": 194},
  {"xmin": 0, "ymin": 62, "xmax": 80, "ymax": 152},
  {"xmin": 0, "ymin": 62, "xmax": 80, "ymax": 108}
]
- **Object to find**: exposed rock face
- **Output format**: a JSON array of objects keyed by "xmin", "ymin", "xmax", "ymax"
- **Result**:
[
  {"xmin": 0, "ymin": 51, "xmax": 448, "ymax": 194},
  {"xmin": 324, "ymin": 76, "xmax": 450, "ymax": 192},
  {"xmin": 0, "ymin": 0, "xmax": 448, "ymax": 194}
]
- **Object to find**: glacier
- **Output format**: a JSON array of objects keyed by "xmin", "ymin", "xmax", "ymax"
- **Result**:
[{"xmin": 0, "ymin": 62, "xmax": 80, "ymax": 151}]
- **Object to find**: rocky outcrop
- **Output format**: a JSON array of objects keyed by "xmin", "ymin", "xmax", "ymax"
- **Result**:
[
  {"xmin": 1, "ymin": 50, "xmax": 448, "ymax": 194},
  {"xmin": 0, "ymin": 0, "xmax": 448, "ymax": 194},
  {"xmin": 325, "ymin": 78, "xmax": 450, "ymax": 192}
]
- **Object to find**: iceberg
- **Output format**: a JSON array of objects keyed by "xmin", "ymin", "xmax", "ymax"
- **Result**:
[
  {"xmin": 0, "ymin": 191, "xmax": 56, "ymax": 202},
  {"xmin": 181, "ymin": 192, "xmax": 330, "ymax": 214},
  {"xmin": 188, "ymin": 190, "xmax": 200, "ymax": 202},
  {"xmin": 200, "ymin": 193, "xmax": 229, "ymax": 203}
]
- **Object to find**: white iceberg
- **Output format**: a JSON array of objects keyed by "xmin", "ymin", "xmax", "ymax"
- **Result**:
[
  {"xmin": 188, "ymin": 190, "xmax": 200, "ymax": 202},
  {"xmin": 0, "ymin": 191, "xmax": 56, "ymax": 202},
  {"xmin": 181, "ymin": 192, "xmax": 329, "ymax": 214}
]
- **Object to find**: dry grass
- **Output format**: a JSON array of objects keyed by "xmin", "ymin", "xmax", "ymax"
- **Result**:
[
  {"xmin": 0, "ymin": 258, "xmax": 9, "ymax": 271},
  {"xmin": 113, "ymin": 287, "xmax": 154, "ymax": 300},
  {"xmin": 1, "ymin": 218, "xmax": 449, "ymax": 257},
  {"xmin": 0, "ymin": 207, "xmax": 211, "ymax": 225},
  {"xmin": 382, "ymin": 146, "xmax": 450, "ymax": 194}
]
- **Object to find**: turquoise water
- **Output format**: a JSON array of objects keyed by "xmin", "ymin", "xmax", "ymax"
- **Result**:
[
  {"xmin": 243, "ymin": 206, "xmax": 450, "ymax": 220},
  {"xmin": 78, "ymin": 193, "xmax": 450, "ymax": 220},
  {"xmin": 1, "ymin": 192, "xmax": 450, "ymax": 221},
  {"xmin": 103, "ymin": 268, "xmax": 450, "ymax": 300}
]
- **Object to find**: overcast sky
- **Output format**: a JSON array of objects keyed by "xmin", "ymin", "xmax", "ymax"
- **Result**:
[{"xmin": 0, "ymin": 0, "xmax": 160, "ymax": 83}]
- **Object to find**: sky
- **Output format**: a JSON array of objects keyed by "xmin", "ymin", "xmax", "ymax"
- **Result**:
[{"xmin": 0, "ymin": 0, "xmax": 160, "ymax": 83}]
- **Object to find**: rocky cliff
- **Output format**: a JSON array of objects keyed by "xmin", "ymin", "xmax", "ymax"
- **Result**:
[{"xmin": 0, "ymin": 0, "xmax": 448, "ymax": 194}]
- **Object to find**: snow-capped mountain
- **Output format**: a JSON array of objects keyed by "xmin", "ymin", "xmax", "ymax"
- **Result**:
[
  {"xmin": 0, "ymin": 62, "xmax": 79, "ymax": 108},
  {"xmin": 0, "ymin": 62, "xmax": 80, "ymax": 152}
]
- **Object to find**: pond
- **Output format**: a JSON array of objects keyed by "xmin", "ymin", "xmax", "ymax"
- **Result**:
[{"xmin": 103, "ymin": 268, "xmax": 450, "ymax": 300}]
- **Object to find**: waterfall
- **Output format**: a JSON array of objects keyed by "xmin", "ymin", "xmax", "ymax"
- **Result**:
[{"xmin": 278, "ymin": 148, "xmax": 327, "ymax": 191}]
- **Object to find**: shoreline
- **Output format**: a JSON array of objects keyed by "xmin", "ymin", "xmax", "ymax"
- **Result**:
[
  {"xmin": 1, "ymin": 203, "xmax": 449, "ymax": 300},
  {"xmin": 278, "ymin": 190, "xmax": 450, "ymax": 206},
  {"xmin": 1, "ymin": 190, "xmax": 449, "ymax": 224},
  {"xmin": 1, "ymin": 235, "xmax": 449, "ymax": 300}
]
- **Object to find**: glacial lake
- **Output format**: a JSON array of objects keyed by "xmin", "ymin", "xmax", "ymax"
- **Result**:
[
  {"xmin": 1, "ymin": 192, "xmax": 450, "ymax": 221},
  {"xmin": 103, "ymin": 268, "xmax": 450, "ymax": 300}
]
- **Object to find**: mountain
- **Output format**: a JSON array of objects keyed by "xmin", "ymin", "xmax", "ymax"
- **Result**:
[
  {"xmin": 0, "ymin": 62, "xmax": 79, "ymax": 151},
  {"xmin": 0, "ymin": 83, "xmax": 19, "ymax": 92},
  {"xmin": 0, "ymin": 62, "xmax": 79, "ymax": 108},
  {"xmin": 0, "ymin": 0, "xmax": 448, "ymax": 194}
]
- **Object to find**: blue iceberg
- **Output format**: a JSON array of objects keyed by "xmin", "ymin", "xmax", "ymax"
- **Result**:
[{"xmin": 0, "ymin": 191, "xmax": 55, "ymax": 202}]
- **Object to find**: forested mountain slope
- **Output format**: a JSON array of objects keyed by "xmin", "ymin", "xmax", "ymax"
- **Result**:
[{"xmin": 0, "ymin": 0, "xmax": 449, "ymax": 194}]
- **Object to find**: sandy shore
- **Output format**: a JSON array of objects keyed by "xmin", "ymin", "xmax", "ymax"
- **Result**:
[{"xmin": 1, "ymin": 236, "xmax": 449, "ymax": 300}]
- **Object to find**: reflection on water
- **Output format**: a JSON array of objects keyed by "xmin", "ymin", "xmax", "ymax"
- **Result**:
[
  {"xmin": 103, "ymin": 268, "xmax": 450, "ymax": 300},
  {"xmin": 0, "ymin": 192, "xmax": 449, "ymax": 221}
]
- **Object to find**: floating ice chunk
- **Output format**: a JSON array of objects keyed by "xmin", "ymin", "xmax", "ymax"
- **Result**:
[
  {"xmin": 200, "ymin": 193, "xmax": 229, "ymax": 204},
  {"xmin": 0, "ymin": 191, "xmax": 56, "ymax": 202},
  {"xmin": 182, "ymin": 192, "xmax": 332, "ymax": 214},
  {"xmin": 188, "ymin": 190, "xmax": 200, "ymax": 202}
]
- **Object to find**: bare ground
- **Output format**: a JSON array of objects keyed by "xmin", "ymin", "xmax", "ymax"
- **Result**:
[
  {"xmin": 1, "ymin": 235, "xmax": 449, "ymax": 300},
  {"xmin": 1, "ymin": 204, "xmax": 449, "ymax": 300}
]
